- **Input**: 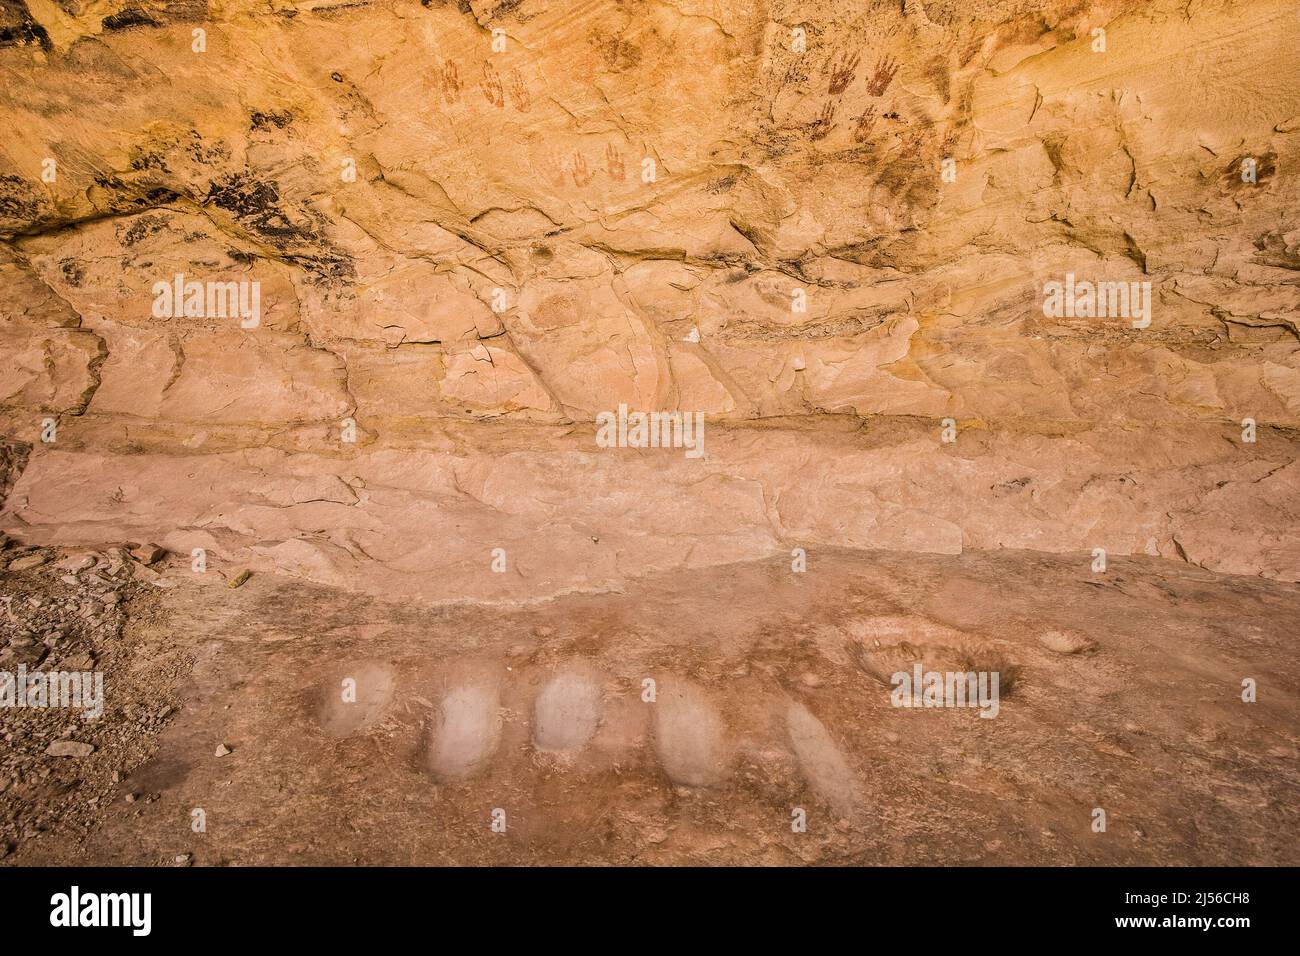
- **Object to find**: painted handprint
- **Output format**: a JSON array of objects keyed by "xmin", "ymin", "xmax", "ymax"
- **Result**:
[
  {"xmin": 826, "ymin": 50, "xmax": 860, "ymax": 95},
  {"xmin": 437, "ymin": 61, "xmax": 461, "ymax": 104},
  {"xmin": 508, "ymin": 69, "xmax": 531, "ymax": 112},
  {"xmin": 865, "ymin": 54, "xmax": 899, "ymax": 97},
  {"xmin": 852, "ymin": 110, "xmax": 876, "ymax": 144},
  {"xmin": 570, "ymin": 151, "xmax": 594, "ymax": 187},
  {"xmin": 480, "ymin": 61, "xmax": 505, "ymax": 107},
  {"xmin": 541, "ymin": 151, "xmax": 567, "ymax": 189},
  {"xmin": 605, "ymin": 144, "xmax": 625, "ymax": 181},
  {"xmin": 808, "ymin": 101, "xmax": 837, "ymax": 141}
]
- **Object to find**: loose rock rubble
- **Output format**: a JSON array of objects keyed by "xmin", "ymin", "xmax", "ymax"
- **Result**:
[{"xmin": 0, "ymin": 537, "xmax": 189, "ymax": 863}]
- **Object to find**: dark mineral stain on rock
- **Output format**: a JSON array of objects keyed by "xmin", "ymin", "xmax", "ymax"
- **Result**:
[
  {"xmin": 121, "ymin": 213, "xmax": 170, "ymax": 246},
  {"xmin": 206, "ymin": 174, "xmax": 307, "ymax": 242},
  {"xmin": 102, "ymin": 8, "xmax": 161, "ymax": 31},
  {"xmin": 59, "ymin": 259, "xmax": 84, "ymax": 286},
  {"xmin": 0, "ymin": 0, "xmax": 52, "ymax": 50},
  {"xmin": 250, "ymin": 109, "xmax": 293, "ymax": 131},
  {"xmin": 205, "ymin": 173, "xmax": 354, "ymax": 282},
  {"xmin": 0, "ymin": 173, "xmax": 45, "ymax": 222},
  {"xmin": 1224, "ymin": 152, "xmax": 1276, "ymax": 189}
]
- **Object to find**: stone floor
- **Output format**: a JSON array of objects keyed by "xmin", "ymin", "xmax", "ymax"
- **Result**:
[{"xmin": 3, "ymin": 544, "xmax": 1296, "ymax": 866}]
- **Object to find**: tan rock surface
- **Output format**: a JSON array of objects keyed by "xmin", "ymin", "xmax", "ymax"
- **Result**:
[
  {"xmin": 0, "ymin": 0, "xmax": 1297, "ymax": 598},
  {"xmin": 1, "ymin": 5, "xmax": 1299, "ymax": 870}
]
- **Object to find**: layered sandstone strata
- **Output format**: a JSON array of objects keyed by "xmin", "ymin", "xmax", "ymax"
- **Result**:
[{"xmin": 1, "ymin": 0, "xmax": 1297, "ymax": 599}]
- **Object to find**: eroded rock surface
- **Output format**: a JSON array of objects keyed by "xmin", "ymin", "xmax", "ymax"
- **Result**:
[
  {"xmin": 0, "ymin": 0, "xmax": 1298, "ymax": 597},
  {"xmin": 5, "ymin": 546, "xmax": 1297, "ymax": 865}
]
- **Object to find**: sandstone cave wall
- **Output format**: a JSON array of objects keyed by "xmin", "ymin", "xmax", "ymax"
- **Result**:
[{"xmin": 0, "ymin": 0, "xmax": 1297, "ymax": 599}]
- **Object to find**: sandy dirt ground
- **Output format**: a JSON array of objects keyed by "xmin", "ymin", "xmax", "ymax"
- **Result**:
[{"xmin": 2, "ymin": 543, "xmax": 1297, "ymax": 866}]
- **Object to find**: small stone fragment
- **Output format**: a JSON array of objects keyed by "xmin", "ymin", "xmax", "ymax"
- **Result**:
[
  {"xmin": 7, "ymin": 553, "xmax": 49, "ymax": 572},
  {"xmin": 45, "ymin": 740, "xmax": 94, "ymax": 758},
  {"xmin": 131, "ymin": 543, "xmax": 166, "ymax": 564},
  {"xmin": 57, "ymin": 554, "xmax": 97, "ymax": 572}
]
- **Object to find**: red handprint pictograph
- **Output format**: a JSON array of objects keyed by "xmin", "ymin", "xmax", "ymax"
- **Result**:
[
  {"xmin": 826, "ymin": 50, "xmax": 860, "ymax": 95},
  {"xmin": 437, "ymin": 61, "xmax": 462, "ymax": 104},
  {"xmin": 508, "ymin": 69, "xmax": 531, "ymax": 112},
  {"xmin": 852, "ymin": 110, "xmax": 876, "ymax": 144},
  {"xmin": 480, "ymin": 62, "xmax": 505, "ymax": 108},
  {"xmin": 570, "ymin": 151, "xmax": 594, "ymax": 187},
  {"xmin": 865, "ymin": 54, "xmax": 900, "ymax": 97},
  {"xmin": 540, "ymin": 151, "xmax": 567, "ymax": 189},
  {"xmin": 605, "ymin": 144, "xmax": 625, "ymax": 181},
  {"xmin": 809, "ymin": 101, "xmax": 837, "ymax": 141}
]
